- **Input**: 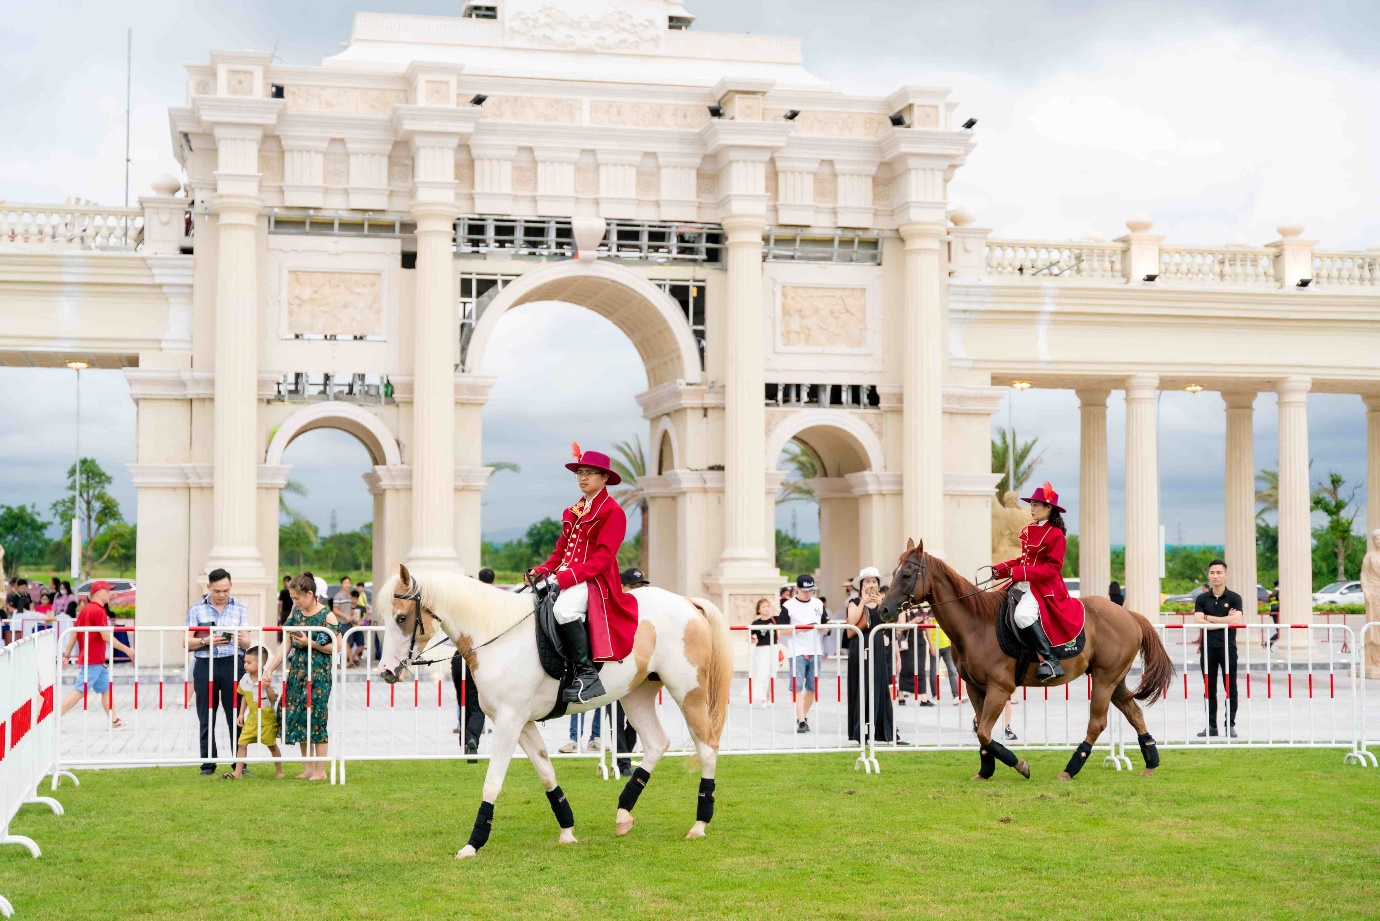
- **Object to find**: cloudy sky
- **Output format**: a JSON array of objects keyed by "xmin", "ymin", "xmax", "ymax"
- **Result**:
[{"xmin": 2, "ymin": 0, "xmax": 1376, "ymax": 545}]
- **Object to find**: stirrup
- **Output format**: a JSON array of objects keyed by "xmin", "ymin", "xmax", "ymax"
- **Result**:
[
  {"xmin": 1036, "ymin": 658, "xmax": 1064, "ymax": 682},
  {"xmin": 563, "ymin": 674, "xmax": 605, "ymax": 703}
]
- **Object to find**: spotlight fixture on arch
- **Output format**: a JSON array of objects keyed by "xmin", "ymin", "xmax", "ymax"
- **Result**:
[
  {"xmin": 1010, "ymin": 380, "xmax": 1032, "ymax": 391},
  {"xmin": 1184, "ymin": 384, "xmax": 1204, "ymax": 393}
]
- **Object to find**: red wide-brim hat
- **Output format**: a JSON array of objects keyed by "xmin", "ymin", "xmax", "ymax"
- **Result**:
[
  {"xmin": 1021, "ymin": 481, "xmax": 1066, "ymax": 513},
  {"xmin": 565, "ymin": 443, "xmax": 621, "ymax": 486}
]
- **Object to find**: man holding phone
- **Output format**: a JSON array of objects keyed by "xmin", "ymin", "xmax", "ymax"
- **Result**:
[{"xmin": 185, "ymin": 568, "xmax": 250, "ymax": 775}]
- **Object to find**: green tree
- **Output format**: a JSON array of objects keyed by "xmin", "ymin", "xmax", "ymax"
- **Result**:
[
  {"xmin": 0, "ymin": 504, "xmax": 51, "ymax": 577},
  {"xmin": 88, "ymin": 523, "xmax": 137, "ymax": 575},
  {"xmin": 318, "ymin": 529, "xmax": 372, "ymax": 574},
  {"xmin": 991, "ymin": 430, "xmax": 1045, "ymax": 497},
  {"xmin": 608, "ymin": 437, "xmax": 648, "ymax": 570},
  {"xmin": 1064, "ymin": 534, "xmax": 1079, "ymax": 580},
  {"xmin": 279, "ymin": 478, "xmax": 308, "ymax": 521},
  {"xmin": 1256, "ymin": 522, "xmax": 1278, "ymax": 581},
  {"xmin": 777, "ymin": 441, "xmax": 820, "ymax": 504},
  {"xmin": 1310, "ymin": 472, "xmax": 1361, "ymax": 581},
  {"xmin": 524, "ymin": 517, "xmax": 563, "ymax": 564},
  {"xmin": 487, "ymin": 461, "xmax": 521, "ymax": 476},
  {"xmin": 775, "ymin": 529, "xmax": 820, "ymax": 576},
  {"xmin": 279, "ymin": 518, "xmax": 318, "ymax": 569},
  {"xmin": 1255, "ymin": 469, "xmax": 1278, "ymax": 520},
  {"xmin": 50, "ymin": 458, "xmax": 125, "ymax": 578}
]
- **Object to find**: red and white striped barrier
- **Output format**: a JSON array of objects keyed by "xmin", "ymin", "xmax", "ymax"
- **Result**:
[
  {"xmin": 55, "ymin": 625, "xmax": 337, "ymax": 780},
  {"xmin": 2, "ymin": 630, "xmax": 73, "ymax": 918}
]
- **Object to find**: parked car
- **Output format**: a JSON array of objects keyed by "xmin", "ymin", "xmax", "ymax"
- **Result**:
[
  {"xmin": 1163, "ymin": 585, "xmax": 1208, "ymax": 605},
  {"xmin": 1313, "ymin": 581, "xmax": 1363, "ymax": 606},
  {"xmin": 76, "ymin": 579, "xmax": 136, "ymax": 609},
  {"xmin": 1063, "ymin": 578, "xmax": 1080, "ymax": 599}
]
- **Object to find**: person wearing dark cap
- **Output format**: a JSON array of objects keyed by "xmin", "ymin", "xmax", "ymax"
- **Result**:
[
  {"xmin": 781, "ymin": 573, "xmax": 824, "ymax": 733},
  {"xmin": 612, "ymin": 567, "xmax": 646, "ymax": 774},
  {"xmin": 621, "ymin": 567, "xmax": 649, "ymax": 589}
]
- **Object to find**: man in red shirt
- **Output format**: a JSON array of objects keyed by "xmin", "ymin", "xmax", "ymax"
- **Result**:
[{"xmin": 60, "ymin": 581, "xmax": 132, "ymax": 726}]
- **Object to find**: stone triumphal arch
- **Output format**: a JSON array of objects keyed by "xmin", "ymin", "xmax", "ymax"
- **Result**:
[{"xmin": 3, "ymin": 0, "xmax": 1379, "ymax": 637}]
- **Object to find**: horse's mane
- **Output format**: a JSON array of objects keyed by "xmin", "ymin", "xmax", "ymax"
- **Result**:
[
  {"xmin": 917, "ymin": 552, "xmax": 1006, "ymax": 622},
  {"xmin": 378, "ymin": 571, "xmax": 531, "ymax": 639}
]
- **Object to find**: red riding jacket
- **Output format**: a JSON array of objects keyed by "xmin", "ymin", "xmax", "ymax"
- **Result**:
[
  {"xmin": 994, "ymin": 522, "xmax": 1084, "ymax": 646},
  {"xmin": 535, "ymin": 488, "xmax": 639, "ymax": 662}
]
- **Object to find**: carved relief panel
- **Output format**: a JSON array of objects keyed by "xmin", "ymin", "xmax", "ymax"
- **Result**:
[
  {"xmin": 779, "ymin": 285, "xmax": 866, "ymax": 349},
  {"xmin": 285, "ymin": 271, "xmax": 383, "ymax": 338}
]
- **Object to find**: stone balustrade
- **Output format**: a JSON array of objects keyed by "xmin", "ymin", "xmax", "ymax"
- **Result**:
[
  {"xmin": 983, "ymin": 239, "xmax": 1125, "ymax": 280},
  {"xmin": 0, "ymin": 200, "xmax": 144, "ymax": 249},
  {"xmin": 1313, "ymin": 251, "xmax": 1380, "ymax": 288},
  {"xmin": 1158, "ymin": 244, "xmax": 1276, "ymax": 285}
]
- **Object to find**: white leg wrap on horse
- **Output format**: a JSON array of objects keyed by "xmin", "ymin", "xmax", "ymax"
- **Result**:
[
  {"xmin": 552, "ymin": 581, "xmax": 589, "ymax": 624},
  {"xmin": 1013, "ymin": 583, "xmax": 1040, "ymax": 628}
]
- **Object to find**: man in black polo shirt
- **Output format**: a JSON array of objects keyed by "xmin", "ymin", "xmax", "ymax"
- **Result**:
[{"xmin": 1195, "ymin": 559, "xmax": 1244, "ymax": 738}]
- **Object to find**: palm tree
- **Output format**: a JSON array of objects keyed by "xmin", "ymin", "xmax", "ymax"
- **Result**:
[
  {"xmin": 777, "ymin": 441, "xmax": 821, "ymax": 504},
  {"xmin": 1255, "ymin": 462, "xmax": 1311, "ymax": 521},
  {"xmin": 608, "ymin": 437, "xmax": 648, "ymax": 569},
  {"xmin": 991, "ymin": 430, "xmax": 1045, "ymax": 497},
  {"xmin": 487, "ymin": 461, "xmax": 521, "ymax": 475},
  {"xmin": 279, "ymin": 478, "xmax": 308, "ymax": 521}
]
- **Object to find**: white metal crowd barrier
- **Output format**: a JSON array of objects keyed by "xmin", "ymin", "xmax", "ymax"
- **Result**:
[
  {"xmin": 45, "ymin": 619, "xmax": 1376, "ymax": 791},
  {"xmin": 2, "ymin": 631, "xmax": 73, "ymax": 919},
  {"xmin": 1356, "ymin": 623, "xmax": 1380, "ymax": 767},
  {"xmin": 55, "ymin": 625, "xmax": 338, "ymax": 781},
  {"xmin": 602, "ymin": 623, "xmax": 870, "ymax": 773}
]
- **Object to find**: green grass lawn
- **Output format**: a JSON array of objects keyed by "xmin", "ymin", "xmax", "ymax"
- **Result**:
[{"xmin": 3, "ymin": 750, "xmax": 1376, "ymax": 920}]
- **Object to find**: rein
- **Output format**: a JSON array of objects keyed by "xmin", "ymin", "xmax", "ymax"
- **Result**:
[
  {"xmin": 393, "ymin": 581, "xmax": 535, "ymax": 669},
  {"xmin": 896, "ymin": 557, "xmax": 1004, "ymax": 619}
]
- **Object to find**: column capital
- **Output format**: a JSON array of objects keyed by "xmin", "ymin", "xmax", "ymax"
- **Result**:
[
  {"xmin": 1221, "ymin": 390, "xmax": 1257, "ymax": 411},
  {"xmin": 1276, "ymin": 376, "xmax": 1312, "ymax": 403},
  {"xmin": 1074, "ymin": 386, "xmax": 1112, "ymax": 407},
  {"xmin": 720, "ymin": 214, "xmax": 766, "ymax": 241},
  {"xmin": 898, "ymin": 221, "xmax": 948, "ymax": 245},
  {"xmin": 212, "ymin": 193, "xmax": 263, "ymax": 222},
  {"xmin": 1124, "ymin": 374, "xmax": 1159, "ymax": 400},
  {"xmin": 1362, "ymin": 393, "xmax": 1380, "ymax": 412}
]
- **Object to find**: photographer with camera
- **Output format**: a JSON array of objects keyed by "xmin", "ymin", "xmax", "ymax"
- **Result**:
[{"xmin": 185, "ymin": 568, "xmax": 250, "ymax": 776}]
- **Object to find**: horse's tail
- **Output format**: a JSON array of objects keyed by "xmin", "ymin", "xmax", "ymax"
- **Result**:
[
  {"xmin": 687, "ymin": 596, "xmax": 733, "ymax": 749},
  {"xmin": 1130, "ymin": 610, "xmax": 1174, "ymax": 704}
]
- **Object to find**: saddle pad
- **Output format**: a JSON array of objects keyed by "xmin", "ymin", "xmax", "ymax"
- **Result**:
[
  {"xmin": 533, "ymin": 588, "xmax": 605, "ymax": 722},
  {"xmin": 996, "ymin": 589, "xmax": 1087, "ymax": 685}
]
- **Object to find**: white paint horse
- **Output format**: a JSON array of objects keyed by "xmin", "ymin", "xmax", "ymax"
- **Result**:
[{"xmin": 377, "ymin": 564, "xmax": 733, "ymax": 859}]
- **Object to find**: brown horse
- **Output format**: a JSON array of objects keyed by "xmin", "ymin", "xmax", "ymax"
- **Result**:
[{"xmin": 876, "ymin": 540, "xmax": 1175, "ymax": 780}]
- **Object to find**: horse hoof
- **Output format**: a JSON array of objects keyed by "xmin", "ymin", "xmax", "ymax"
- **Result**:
[
  {"xmin": 558, "ymin": 829, "xmax": 578, "ymax": 845},
  {"xmin": 685, "ymin": 821, "xmax": 707, "ymax": 839},
  {"xmin": 616, "ymin": 809, "xmax": 635, "ymax": 837},
  {"xmin": 1016, "ymin": 760, "xmax": 1031, "ymax": 779},
  {"xmin": 1140, "ymin": 768, "xmax": 1155, "ymax": 777},
  {"xmin": 455, "ymin": 845, "xmax": 478, "ymax": 860},
  {"xmin": 1056, "ymin": 772, "xmax": 1072, "ymax": 782}
]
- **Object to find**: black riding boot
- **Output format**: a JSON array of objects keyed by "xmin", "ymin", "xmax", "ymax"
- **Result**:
[
  {"xmin": 559, "ymin": 620, "xmax": 606, "ymax": 703},
  {"xmin": 1021, "ymin": 622, "xmax": 1066, "ymax": 682}
]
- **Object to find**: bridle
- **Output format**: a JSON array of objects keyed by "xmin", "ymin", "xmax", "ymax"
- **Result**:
[
  {"xmin": 892, "ymin": 553, "xmax": 1003, "ymax": 620},
  {"xmin": 390, "ymin": 579, "xmax": 535, "ymax": 669}
]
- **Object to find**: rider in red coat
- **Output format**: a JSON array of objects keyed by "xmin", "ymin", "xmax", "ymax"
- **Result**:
[
  {"xmin": 991, "ymin": 482, "xmax": 1083, "ymax": 682},
  {"xmin": 529, "ymin": 445, "xmax": 640, "ymax": 703}
]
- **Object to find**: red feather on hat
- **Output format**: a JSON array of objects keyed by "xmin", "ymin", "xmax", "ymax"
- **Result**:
[
  {"xmin": 571, "ymin": 442, "xmax": 582, "ymax": 461},
  {"xmin": 1041, "ymin": 481, "xmax": 1053, "ymax": 494}
]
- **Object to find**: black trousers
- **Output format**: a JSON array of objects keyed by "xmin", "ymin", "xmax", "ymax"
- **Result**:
[
  {"xmin": 1201, "ymin": 644, "xmax": 1239, "ymax": 729},
  {"xmin": 450, "ymin": 655, "xmax": 486, "ymax": 747},
  {"xmin": 613, "ymin": 703, "xmax": 638, "ymax": 774},
  {"xmin": 193, "ymin": 655, "xmax": 240, "ymax": 770}
]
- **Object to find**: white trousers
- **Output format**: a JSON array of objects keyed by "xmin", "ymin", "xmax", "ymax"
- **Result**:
[
  {"xmin": 552, "ymin": 579, "xmax": 589, "ymax": 624},
  {"xmin": 749, "ymin": 644, "xmax": 777, "ymax": 699},
  {"xmin": 1013, "ymin": 582, "xmax": 1040, "ymax": 628}
]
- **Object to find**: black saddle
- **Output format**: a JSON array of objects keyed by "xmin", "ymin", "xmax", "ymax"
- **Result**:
[
  {"xmin": 531, "ymin": 583, "xmax": 604, "ymax": 722},
  {"xmin": 996, "ymin": 587, "xmax": 1086, "ymax": 684}
]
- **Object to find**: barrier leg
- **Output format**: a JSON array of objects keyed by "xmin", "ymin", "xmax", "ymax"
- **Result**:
[
  {"xmin": 0, "ymin": 834, "xmax": 40, "ymax": 859},
  {"xmin": 49, "ymin": 769, "xmax": 79, "ymax": 791},
  {"xmin": 1, "ymin": 892, "xmax": 13, "ymax": 918},
  {"xmin": 22, "ymin": 791, "xmax": 64, "ymax": 817}
]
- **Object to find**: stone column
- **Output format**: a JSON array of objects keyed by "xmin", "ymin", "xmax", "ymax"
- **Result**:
[
  {"xmin": 899, "ymin": 222, "xmax": 948, "ymax": 554},
  {"xmin": 1076, "ymin": 387, "xmax": 1111, "ymax": 601},
  {"xmin": 1123, "ymin": 375, "xmax": 1160, "ymax": 616},
  {"xmin": 718, "ymin": 214, "xmax": 774, "ymax": 577},
  {"xmin": 206, "ymin": 124, "xmax": 268, "ymax": 588},
  {"xmin": 1276, "ymin": 376, "xmax": 1313, "ymax": 631},
  {"xmin": 1365, "ymin": 394, "xmax": 1380, "ymax": 537},
  {"xmin": 1223, "ymin": 392, "xmax": 1258, "ymax": 616}
]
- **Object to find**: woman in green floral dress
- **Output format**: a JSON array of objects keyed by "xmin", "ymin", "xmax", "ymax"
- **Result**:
[{"xmin": 268, "ymin": 572, "xmax": 339, "ymax": 781}]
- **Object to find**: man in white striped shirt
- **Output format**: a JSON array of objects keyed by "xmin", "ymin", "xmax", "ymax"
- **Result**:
[{"xmin": 185, "ymin": 568, "xmax": 249, "ymax": 776}]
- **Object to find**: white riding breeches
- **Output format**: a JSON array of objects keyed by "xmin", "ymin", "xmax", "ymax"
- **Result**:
[
  {"xmin": 1013, "ymin": 582, "xmax": 1040, "ymax": 628},
  {"xmin": 552, "ymin": 579, "xmax": 589, "ymax": 624}
]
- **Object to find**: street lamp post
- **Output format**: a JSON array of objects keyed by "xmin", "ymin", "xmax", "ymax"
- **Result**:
[{"xmin": 66, "ymin": 360, "xmax": 88, "ymax": 580}]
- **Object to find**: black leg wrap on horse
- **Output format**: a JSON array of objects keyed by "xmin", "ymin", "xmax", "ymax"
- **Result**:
[
  {"xmin": 978, "ymin": 749, "xmax": 996, "ymax": 778},
  {"xmin": 696, "ymin": 777, "xmax": 716, "ymax": 824},
  {"xmin": 985, "ymin": 740, "xmax": 1020, "ymax": 768},
  {"xmin": 546, "ymin": 786, "xmax": 575, "ymax": 830},
  {"xmin": 467, "ymin": 801, "xmax": 495, "ymax": 850},
  {"xmin": 1064, "ymin": 741, "xmax": 1095, "ymax": 778},
  {"xmin": 618, "ymin": 766, "xmax": 652, "ymax": 813},
  {"xmin": 1137, "ymin": 733, "xmax": 1160, "ymax": 769}
]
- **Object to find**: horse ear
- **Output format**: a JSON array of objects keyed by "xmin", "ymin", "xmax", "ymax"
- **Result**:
[
  {"xmin": 398, "ymin": 563, "xmax": 412, "ymax": 586},
  {"xmin": 905, "ymin": 537, "xmax": 915, "ymax": 552},
  {"xmin": 916, "ymin": 538, "xmax": 925, "ymax": 554},
  {"xmin": 388, "ymin": 562, "xmax": 400, "ymax": 577}
]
